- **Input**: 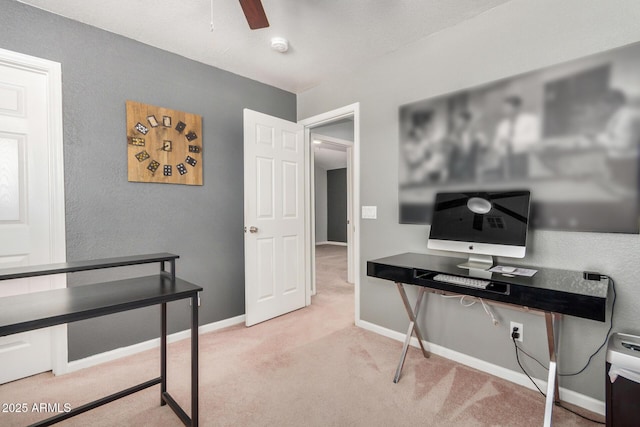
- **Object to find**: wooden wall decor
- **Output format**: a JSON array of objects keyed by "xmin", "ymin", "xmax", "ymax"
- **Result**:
[{"xmin": 126, "ymin": 100, "xmax": 203, "ymax": 185}]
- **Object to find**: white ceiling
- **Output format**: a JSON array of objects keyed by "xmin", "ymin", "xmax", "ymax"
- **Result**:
[
  {"xmin": 314, "ymin": 144, "xmax": 347, "ymax": 171},
  {"xmin": 313, "ymin": 119, "xmax": 352, "ymax": 170},
  {"xmin": 17, "ymin": 0, "xmax": 510, "ymax": 93}
]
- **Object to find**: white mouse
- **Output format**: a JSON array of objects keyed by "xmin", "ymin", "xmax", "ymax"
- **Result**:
[{"xmin": 502, "ymin": 266, "xmax": 516, "ymax": 273}]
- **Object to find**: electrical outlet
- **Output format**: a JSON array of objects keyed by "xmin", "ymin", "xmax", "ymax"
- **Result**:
[{"xmin": 510, "ymin": 321, "xmax": 523, "ymax": 342}]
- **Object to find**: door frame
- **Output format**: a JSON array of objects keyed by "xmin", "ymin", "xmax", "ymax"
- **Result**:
[
  {"xmin": 0, "ymin": 48, "xmax": 67, "ymax": 375},
  {"xmin": 309, "ymin": 133, "xmax": 354, "ymax": 293},
  {"xmin": 299, "ymin": 103, "xmax": 360, "ymax": 321}
]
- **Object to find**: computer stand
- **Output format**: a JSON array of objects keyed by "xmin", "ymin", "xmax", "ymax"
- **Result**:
[{"xmin": 456, "ymin": 253, "xmax": 494, "ymax": 271}]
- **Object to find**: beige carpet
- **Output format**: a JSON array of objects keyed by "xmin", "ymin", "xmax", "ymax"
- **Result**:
[{"xmin": 0, "ymin": 245, "xmax": 601, "ymax": 426}]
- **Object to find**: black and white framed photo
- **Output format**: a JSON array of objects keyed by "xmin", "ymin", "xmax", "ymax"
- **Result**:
[{"xmin": 399, "ymin": 42, "xmax": 640, "ymax": 233}]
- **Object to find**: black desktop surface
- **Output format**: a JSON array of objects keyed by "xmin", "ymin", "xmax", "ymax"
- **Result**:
[
  {"xmin": 367, "ymin": 253, "xmax": 608, "ymax": 321},
  {"xmin": 0, "ymin": 275, "xmax": 202, "ymax": 336},
  {"xmin": 0, "ymin": 253, "xmax": 179, "ymax": 281}
]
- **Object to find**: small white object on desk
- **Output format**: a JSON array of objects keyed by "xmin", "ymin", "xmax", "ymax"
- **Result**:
[
  {"xmin": 489, "ymin": 265, "xmax": 538, "ymax": 277},
  {"xmin": 432, "ymin": 274, "xmax": 490, "ymax": 289}
]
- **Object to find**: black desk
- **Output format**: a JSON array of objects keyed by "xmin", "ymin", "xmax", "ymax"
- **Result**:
[
  {"xmin": 0, "ymin": 254, "xmax": 201, "ymax": 427},
  {"xmin": 367, "ymin": 253, "xmax": 609, "ymax": 427}
]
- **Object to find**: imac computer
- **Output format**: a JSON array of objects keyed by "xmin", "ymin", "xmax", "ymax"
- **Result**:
[{"xmin": 427, "ymin": 190, "xmax": 531, "ymax": 271}]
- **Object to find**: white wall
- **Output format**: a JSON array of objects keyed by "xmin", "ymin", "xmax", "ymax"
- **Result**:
[
  {"xmin": 315, "ymin": 164, "xmax": 328, "ymax": 243},
  {"xmin": 313, "ymin": 120, "xmax": 354, "ymax": 142},
  {"xmin": 298, "ymin": 0, "xmax": 640, "ymax": 401}
]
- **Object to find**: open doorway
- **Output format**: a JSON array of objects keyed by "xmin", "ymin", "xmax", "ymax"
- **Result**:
[
  {"xmin": 309, "ymin": 120, "xmax": 355, "ymax": 298},
  {"xmin": 312, "ymin": 131, "xmax": 353, "ymax": 290},
  {"xmin": 300, "ymin": 103, "xmax": 360, "ymax": 321},
  {"xmin": 313, "ymin": 134, "xmax": 350, "ymax": 248}
]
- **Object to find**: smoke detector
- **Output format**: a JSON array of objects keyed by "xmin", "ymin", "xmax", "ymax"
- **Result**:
[{"xmin": 270, "ymin": 37, "xmax": 289, "ymax": 53}]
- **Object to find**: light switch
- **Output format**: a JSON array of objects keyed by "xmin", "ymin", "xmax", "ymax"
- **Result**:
[{"xmin": 362, "ymin": 206, "xmax": 377, "ymax": 219}]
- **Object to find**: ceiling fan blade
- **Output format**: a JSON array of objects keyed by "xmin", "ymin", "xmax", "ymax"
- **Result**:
[{"xmin": 239, "ymin": 0, "xmax": 270, "ymax": 30}]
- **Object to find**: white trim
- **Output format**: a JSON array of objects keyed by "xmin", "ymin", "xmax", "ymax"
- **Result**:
[
  {"xmin": 356, "ymin": 320, "xmax": 605, "ymax": 416},
  {"xmin": 308, "ymin": 134, "xmax": 317, "ymax": 298},
  {"xmin": 316, "ymin": 241, "xmax": 348, "ymax": 247},
  {"xmin": 300, "ymin": 103, "xmax": 361, "ymax": 321},
  {"xmin": 310, "ymin": 133, "xmax": 354, "ymax": 148},
  {"xmin": 346, "ymin": 146, "xmax": 354, "ymax": 284},
  {"xmin": 0, "ymin": 48, "xmax": 67, "ymax": 377},
  {"xmin": 62, "ymin": 315, "xmax": 246, "ymax": 375}
]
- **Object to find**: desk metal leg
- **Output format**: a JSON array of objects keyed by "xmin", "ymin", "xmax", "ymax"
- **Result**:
[
  {"xmin": 160, "ymin": 302, "xmax": 167, "ymax": 406},
  {"xmin": 191, "ymin": 294, "xmax": 199, "ymax": 427},
  {"xmin": 394, "ymin": 283, "xmax": 429, "ymax": 383},
  {"xmin": 160, "ymin": 260, "xmax": 176, "ymax": 282},
  {"xmin": 543, "ymin": 312, "xmax": 560, "ymax": 427}
]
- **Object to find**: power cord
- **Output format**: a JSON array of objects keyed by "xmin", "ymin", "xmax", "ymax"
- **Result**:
[
  {"xmin": 441, "ymin": 295, "xmax": 499, "ymax": 325},
  {"xmin": 513, "ymin": 339, "xmax": 547, "ymax": 371},
  {"xmin": 480, "ymin": 298, "xmax": 499, "ymax": 326},
  {"xmin": 459, "ymin": 295, "xmax": 476, "ymax": 308},
  {"xmin": 512, "ymin": 336, "xmax": 545, "ymax": 396},
  {"xmin": 559, "ymin": 403, "xmax": 604, "ymax": 425},
  {"xmin": 559, "ymin": 276, "xmax": 616, "ymax": 377},
  {"xmin": 509, "ymin": 276, "xmax": 615, "ymax": 424},
  {"xmin": 511, "ymin": 277, "xmax": 615, "ymax": 377},
  {"xmin": 512, "ymin": 335, "xmax": 604, "ymax": 424}
]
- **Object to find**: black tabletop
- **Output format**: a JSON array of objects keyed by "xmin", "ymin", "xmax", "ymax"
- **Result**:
[
  {"xmin": 367, "ymin": 253, "xmax": 609, "ymax": 321},
  {"xmin": 370, "ymin": 253, "xmax": 607, "ymax": 298},
  {"xmin": 0, "ymin": 253, "xmax": 179, "ymax": 281},
  {"xmin": 0, "ymin": 275, "xmax": 202, "ymax": 336}
]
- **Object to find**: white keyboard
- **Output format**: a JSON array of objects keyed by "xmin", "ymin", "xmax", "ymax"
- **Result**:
[{"xmin": 432, "ymin": 274, "xmax": 490, "ymax": 289}]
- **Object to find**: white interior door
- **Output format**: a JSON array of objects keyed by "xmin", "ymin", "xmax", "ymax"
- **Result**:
[
  {"xmin": 244, "ymin": 109, "xmax": 306, "ymax": 326},
  {"xmin": 0, "ymin": 49, "xmax": 65, "ymax": 384}
]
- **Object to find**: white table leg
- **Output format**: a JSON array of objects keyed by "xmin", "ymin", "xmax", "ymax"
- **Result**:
[
  {"xmin": 543, "ymin": 312, "xmax": 560, "ymax": 427},
  {"xmin": 394, "ymin": 283, "xmax": 429, "ymax": 383}
]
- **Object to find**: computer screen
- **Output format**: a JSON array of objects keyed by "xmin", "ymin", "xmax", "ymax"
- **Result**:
[{"xmin": 427, "ymin": 190, "xmax": 531, "ymax": 265}]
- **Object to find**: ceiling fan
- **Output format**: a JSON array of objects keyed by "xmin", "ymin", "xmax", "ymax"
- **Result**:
[{"xmin": 238, "ymin": 0, "xmax": 270, "ymax": 29}]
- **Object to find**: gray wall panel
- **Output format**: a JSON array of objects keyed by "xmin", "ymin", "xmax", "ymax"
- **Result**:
[
  {"xmin": 327, "ymin": 168, "xmax": 347, "ymax": 243},
  {"xmin": 314, "ymin": 165, "xmax": 328, "ymax": 243},
  {"xmin": 1, "ymin": 1, "xmax": 296, "ymax": 360}
]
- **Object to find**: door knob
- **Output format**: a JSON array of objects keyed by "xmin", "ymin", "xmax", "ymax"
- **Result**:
[{"xmin": 249, "ymin": 226, "xmax": 259, "ymax": 233}]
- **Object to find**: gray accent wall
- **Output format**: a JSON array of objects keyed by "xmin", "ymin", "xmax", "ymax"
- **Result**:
[
  {"xmin": 1, "ymin": 1, "xmax": 296, "ymax": 360},
  {"xmin": 314, "ymin": 165, "xmax": 328, "ymax": 243},
  {"xmin": 298, "ymin": 0, "xmax": 640, "ymax": 401},
  {"xmin": 327, "ymin": 169, "xmax": 347, "ymax": 243}
]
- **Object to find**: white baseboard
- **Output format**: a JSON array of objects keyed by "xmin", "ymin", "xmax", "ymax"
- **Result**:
[
  {"xmin": 356, "ymin": 319, "xmax": 605, "ymax": 416},
  {"xmin": 62, "ymin": 315, "xmax": 245, "ymax": 375},
  {"xmin": 316, "ymin": 241, "xmax": 347, "ymax": 246}
]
